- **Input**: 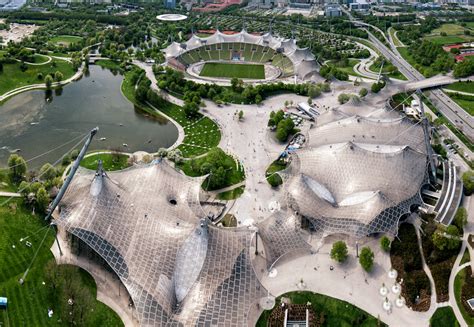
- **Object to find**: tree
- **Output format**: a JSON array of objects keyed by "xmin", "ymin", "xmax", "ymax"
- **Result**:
[
  {"xmin": 432, "ymin": 225, "xmax": 461, "ymax": 251},
  {"xmin": 238, "ymin": 110, "xmax": 244, "ymax": 121},
  {"xmin": 54, "ymin": 71, "xmax": 63, "ymax": 82},
  {"xmin": 307, "ymin": 98, "xmax": 313, "ymax": 105},
  {"xmin": 157, "ymin": 148, "xmax": 168, "ymax": 158},
  {"xmin": 39, "ymin": 163, "xmax": 57, "ymax": 181},
  {"xmin": 308, "ymin": 85, "xmax": 321, "ymax": 98},
  {"xmin": 36, "ymin": 187, "xmax": 50, "ymax": 214},
  {"xmin": 44, "ymin": 74, "xmax": 54, "ymax": 89},
  {"xmin": 330, "ymin": 241, "xmax": 348, "ymax": 263},
  {"xmin": 338, "ymin": 93, "xmax": 350, "ymax": 104},
  {"xmin": 37, "ymin": 72, "xmax": 43, "ymax": 80},
  {"xmin": 380, "ymin": 236, "xmax": 391, "ymax": 252},
  {"xmin": 255, "ymin": 94, "xmax": 262, "ymax": 104},
  {"xmin": 454, "ymin": 207, "xmax": 467, "ymax": 229},
  {"xmin": 183, "ymin": 101, "xmax": 199, "ymax": 118},
  {"xmin": 8, "ymin": 154, "xmax": 27, "ymax": 184},
  {"xmin": 371, "ymin": 81, "xmax": 385, "ymax": 93},
  {"xmin": 359, "ymin": 88, "xmax": 368, "ymax": 97},
  {"xmin": 453, "ymin": 59, "xmax": 474, "ymax": 78},
  {"xmin": 359, "ymin": 247, "xmax": 374, "ymax": 272},
  {"xmin": 462, "ymin": 170, "xmax": 474, "ymax": 195}
]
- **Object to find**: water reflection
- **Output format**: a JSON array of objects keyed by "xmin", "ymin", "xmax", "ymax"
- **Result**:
[{"xmin": 0, "ymin": 65, "xmax": 178, "ymax": 168}]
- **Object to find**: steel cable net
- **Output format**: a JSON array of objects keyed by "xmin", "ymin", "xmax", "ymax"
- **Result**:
[
  {"xmin": 56, "ymin": 161, "xmax": 266, "ymax": 326},
  {"xmin": 283, "ymin": 110, "xmax": 429, "ymax": 238},
  {"xmin": 257, "ymin": 210, "xmax": 312, "ymax": 270}
]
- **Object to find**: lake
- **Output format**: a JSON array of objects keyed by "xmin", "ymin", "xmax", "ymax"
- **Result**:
[{"xmin": 0, "ymin": 65, "xmax": 178, "ymax": 169}]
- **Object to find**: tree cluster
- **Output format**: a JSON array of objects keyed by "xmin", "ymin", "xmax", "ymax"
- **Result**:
[
  {"xmin": 319, "ymin": 65, "xmax": 349, "ymax": 81},
  {"xmin": 268, "ymin": 110, "xmax": 296, "ymax": 142}
]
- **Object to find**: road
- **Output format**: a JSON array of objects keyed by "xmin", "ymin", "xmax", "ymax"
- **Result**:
[
  {"xmin": 366, "ymin": 32, "xmax": 474, "ymax": 141},
  {"xmin": 341, "ymin": 6, "xmax": 474, "ymax": 141}
]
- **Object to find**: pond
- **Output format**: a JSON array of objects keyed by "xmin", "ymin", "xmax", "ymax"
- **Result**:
[{"xmin": 0, "ymin": 65, "xmax": 178, "ymax": 168}]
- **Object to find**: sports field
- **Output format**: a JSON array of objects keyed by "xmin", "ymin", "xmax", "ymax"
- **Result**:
[{"xmin": 200, "ymin": 62, "xmax": 265, "ymax": 79}]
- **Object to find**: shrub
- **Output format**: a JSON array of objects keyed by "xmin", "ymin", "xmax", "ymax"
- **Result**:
[
  {"xmin": 338, "ymin": 93, "xmax": 350, "ymax": 104},
  {"xmin": 380, "ymin": 236, "xmax": 391, "ymax": 252},
  {"xmin": 359, "ymin": 247, "xmax": 374, "ymax": 272},
  {"xmin": 330, "ymin": 241, "xmax": 348, "ymax": 263}
]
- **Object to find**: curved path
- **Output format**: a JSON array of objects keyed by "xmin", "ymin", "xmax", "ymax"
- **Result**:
[
  {"xmin": 448, "ymin": 195, "xmax": 474, "ymax": 327},
  {"xmin": 14, "ymin": 54, "xmax": 52, "ymax": 66}
]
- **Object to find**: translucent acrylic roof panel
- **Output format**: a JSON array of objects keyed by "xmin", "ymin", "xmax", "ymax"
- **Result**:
[{"xmin": 56, "ymin": 161, "xmax": 266, "ymax": 326}]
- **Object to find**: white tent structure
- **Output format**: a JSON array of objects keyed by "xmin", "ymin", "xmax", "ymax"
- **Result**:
[{"xmin": 163, "ymin": 29, "xmax": 320, "ymax": 80}]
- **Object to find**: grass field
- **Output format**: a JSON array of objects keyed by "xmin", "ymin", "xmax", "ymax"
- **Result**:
[
  {"xmin": 454, "ymin": 267, "xmax": 474, "ymax": 326},
  {"xmin": 200, "ymin": 62, "xmax": 265, "ymax": 79},
  {"xmin": 424, "ymin": 24, "xmax": 474, "ymax": 45},
  {"xmin": 448, "ymin": 93, "xmax": 474, "ymax": 116},
  {"xmin": 445, "ymin": 82, "xmax": 474, "ymax": 94},
  {"xmin": 328, "ymin": 59, "xmax": 361, "ymax": 77},
  {"xmin": 80, "ymin": 153, "xmax": 131, "ymax": 171},
  {"xmin": 49, "ymin": 35, "xmax": 83, "ymax": 46},
  {"xmin": 25, "ymin": 54, "xmax": 50, "ymax": 64},
  {"xmin": 368, "ymin": 59, "xmax": 407, "ymax": 81},
  {"xmin": 389, "ymin": 27, "xmax": 404, "ymax": 47},
  {"xmin": 424, "ymin": 35, "xmax": 467, "ymax": 46},
  {"xmin": 147, "ymin": 98, "xmax": 221, "ymax": 157},
  {"xmin": 0, "ymin": 199, "xmax": 123, "ymax": 326},
  {"xmin": 256, "ymin": 291, "xmax": 384, "ymax": 327},
  {"xmin": 0, "ymin": 59, "xmax": 75, "ymax": 96},
  {"xmin": 430, "ymin": 307, "xmax": 460, "ymax": 327}
]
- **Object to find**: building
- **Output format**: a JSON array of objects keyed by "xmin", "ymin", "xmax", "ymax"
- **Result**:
[
  {"xmin": 324, "ymin": 3, "xmax": 342, "ymax": 16},
  {"xmin": 349, "ymin": 0, "xmax": 370, "ymax": 12},
  {"xmin": 164, "ymin": 0, "xmax": 176, "ymax": 8},
  {"xmin": 56, "ymin": 161, "xmax": 267, "ymax": 326},
  {"xmin": 162, "ymin": 29, "xmax": 320, "ymax": 81},
  {"xmin": 282, "ymin": 105, "xmax": 429, "ymax": 237}
]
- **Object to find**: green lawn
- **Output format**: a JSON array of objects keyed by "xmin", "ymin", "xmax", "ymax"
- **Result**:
[
  {"xmin": 80, "ymin": 153, "xmax": 131, "ymax": 171},
  {"xmin": 424, "ymin": 24, "xmax": 474, "ymax": 45},
  {"xmin": 49, "ymin": 35, "xmax": 83, "ymax": 46},
  {"xmin": 200, "ymin": 62, "xmax": 265, "ymax": 79},
  {"xmin": 147, "ymin": 95, "xmax": 221, "ymax": 157},
  {"xmin": 424, "ymin": 35, "xmax": 467, "ymax": 46},
  {"xmin": 454, "ymin": 267, "xmax": 474, "ymax": 326},
  {"xmin": 256, "ymin": 291, "xmax": 384, "ymax": 327},
  {"xmin": 445, "ymin": 82, "xmax": 474, "ymax": 94},
  {"xmin": 25, "ymin": 54, "xmax": 50, "ymax": 64},
  {"xmin": 448, "ymin": 93, "xmax": 474, "ymax": 116},
  {"xmin": 328, "ymin": 59, "xmax": 362, "ymax": 77},
  {"xmin": 368, "ymin": 59, "xmax": 407, "ymax": 81},
  {"xmin": 0, "ymin": 171, "xmax": 16, "ymax": 192},
  {"xmin": 0, "ymin": 59, "xmax": 75, "ymax": 96},
  {"xmin": 430, "ymin": 307, "xmax": 460, "ymax": 327},
  {"xmin": 433, "ymin": 24, "xmax": 466, "ymax": 35},
  {"xmin": 0, "ymin": 199, "xmax": 123, "ymax": 326},
  {"xmin": 265, "ymin": 159, "xmax": 286, "ymax": 187},
  {"xmin": 389, "ymin": 27, "xmax": 403, "ymax": 47},
  {"xmin": 176, "ymin": 150, "xmax": 245, "ymax": 191}
]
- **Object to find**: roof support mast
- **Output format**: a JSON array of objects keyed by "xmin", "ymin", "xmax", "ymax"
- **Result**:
[
  {"xmin": 416, "ymin": 89, "xmax": 437, "ymax": 184},
  {"xmin": 46, "ymin": 127, "xmax": 99, "ymax": 256}
]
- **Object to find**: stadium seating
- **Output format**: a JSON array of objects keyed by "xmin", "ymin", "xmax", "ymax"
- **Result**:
[{"xmin": 176, "ymin": 42, "xmax": 287, "ymax": 71}]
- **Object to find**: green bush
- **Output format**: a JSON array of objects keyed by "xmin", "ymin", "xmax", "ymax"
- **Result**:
[
  {"xmin": 359, "ymin": 247, "xmax": 374, "ymax": 272},
  {"xmin": 380, "ymin": 236, "xmax": 391, "ymax": 252},
  {"xmin": 330, "ymin": 241, "xmax": 348, "ymax": 263}
]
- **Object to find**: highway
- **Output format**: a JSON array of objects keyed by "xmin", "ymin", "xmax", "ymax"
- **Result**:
[{"xmin": 366, "ymin": 31, "xmax": 474, "ymax": 141}]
